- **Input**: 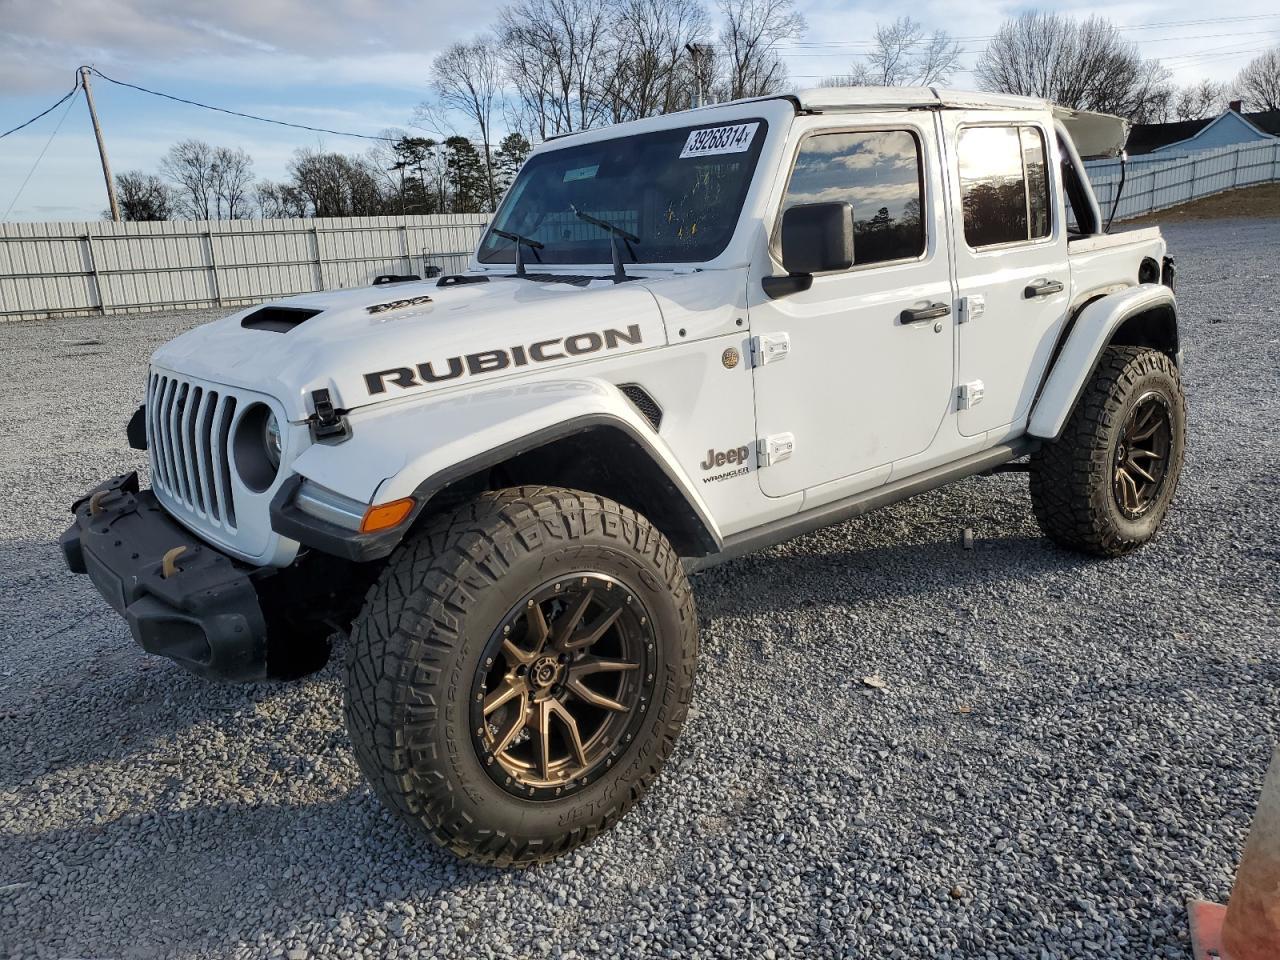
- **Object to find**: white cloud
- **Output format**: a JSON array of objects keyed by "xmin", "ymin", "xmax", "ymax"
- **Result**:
[{"xmin": 0, "ymin": 0, "xmax": 506, "ymax": 91}]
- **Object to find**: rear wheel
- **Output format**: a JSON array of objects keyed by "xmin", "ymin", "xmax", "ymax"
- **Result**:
[
  {"xmin": 1030, "ymin": 345, "xmax": 1186, "ymax": 556},
  {"xmin": 344, "ymin": 486, "xmax": 698, "ymax": 865}
]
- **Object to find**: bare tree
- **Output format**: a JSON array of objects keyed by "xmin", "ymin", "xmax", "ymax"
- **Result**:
[
  {"xmin": 255, "ymin": 181, "xmax": 308, "ymax": 219},
  {"xmin": 111, "ymin": 171, "xmax": 173, "ymax": 221},
  {"xmin": 717, "ymin": 0, "xmax": 805, "ymax": 100},
  {"xmin": 499, "ymin": 0, "xmax": 615, "ymax": 139},
  {"xmin": 604, "ymin": 0, "xmax": 710, "ymax": 121},
  {"xmin": 160, "ymin": 139, "xmax": 217, "ymax": 220},
  {"xmin": 159, "ymin": 140, "xmax": 255, "ymax": 219},
  {"xmin": 1171, "ymin": 79, "xmax": 1229, "ymax": 121},
  {"xmin": 430, "ymin": 39, "xmax": 503, "ymax": 209},
  {"xmin": 824, "ymin": 17, "xmax": 960, "ymax": 88},
  {"xmin": 211, "ymin": 146, "xmax": 254, "ymax": 219},
  {"xmin": 1235, "ymin": 47, "xmax": 1280, "ymax": 112},
  {"xmin": 975, "ymin": 13, "xmax": 1171, "ymax": 122},
  {"xmin": 288, "ymin": 149, "xmax": 392, "ymax": 218}
]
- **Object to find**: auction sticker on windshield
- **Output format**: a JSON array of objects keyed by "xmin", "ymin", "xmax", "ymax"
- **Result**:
[{"xmin": 680, "ymin": 122, "xmax": 760, "ymax": 159}]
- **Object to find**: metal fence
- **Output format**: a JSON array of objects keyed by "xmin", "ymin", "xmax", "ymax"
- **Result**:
[
  {"xmin": 1086, "ymin": 139, "xmax": 1280, "ymax": 221},
  {"xmin": 0, "ymin": 213, "xmax": 492, "ymax": 322}
]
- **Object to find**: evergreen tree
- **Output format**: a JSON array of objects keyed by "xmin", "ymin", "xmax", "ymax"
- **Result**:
[
  {"xmin": 493, "ymin": 133, "xmax": 533, "ymax": 196},
  {"xmin": 445, "ymin": 136, "xmax": 489, "ymax": 213}
]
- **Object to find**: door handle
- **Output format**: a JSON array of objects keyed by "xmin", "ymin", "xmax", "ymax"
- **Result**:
[
  {"xmin": 900, "ymin": 302, "xmax": 951, "ymax": 324},
  {"xmin": 1024, "ymin": 279, "xmax": 1064, "ymax": 299}
]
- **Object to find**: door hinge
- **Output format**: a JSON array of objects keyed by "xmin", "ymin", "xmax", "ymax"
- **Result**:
[
  {"xmin": 958, "ymin": 294, "xmax": 985, "ymax": 324},
  {"xmin": 749, "ymin": 332, "xmax": 791, "ymax": 367},
  {"xmin": 957, "ymin": 380, "xmax": 985, "ymax": 411},
  {"xmin": 757, "ymin": 432, "xmax": 795, "ymax": 467}
]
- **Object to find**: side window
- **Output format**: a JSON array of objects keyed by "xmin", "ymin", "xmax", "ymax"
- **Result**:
[
  {"xmin": 958, "ymin": 125, "xmax": 1051, "ymax": 247},
  {"xmin": 779, "ymin": 130, "xmax": 925, "ymax": 266}
]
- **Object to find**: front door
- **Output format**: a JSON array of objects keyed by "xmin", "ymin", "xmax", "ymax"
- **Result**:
[
  {"xmin": 749, "ymin": 113, "xmax": 955, "ymax": 499},
  {"xmin": 941, "ymin": 114, "xmax": 1070, "ymax": 437}
]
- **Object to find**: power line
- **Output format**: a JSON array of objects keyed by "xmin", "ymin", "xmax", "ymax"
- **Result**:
[
  {"xmin": 81, "ymin": 65, "xmax": 399, "ymax": 143},
  {"xmin": 771, "ymin": 28, "xmax": 1279, "ymax": 57},
  {"xmin": 764, "ymin": 14, "xmax": 1280, "ymax": 49},
  {"xmin": 0, "ymin": 79, "xmax": 81, "ymax": 140},
  {"xmin": 3, "ymin": 90, "xmax": 79, "ymax": 218}
]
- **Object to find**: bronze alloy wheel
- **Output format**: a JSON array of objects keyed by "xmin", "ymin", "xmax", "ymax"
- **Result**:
[
  {"xmin": 470, "ymin": 573, "xmax": 657, "ymax": 800},
  {"xmin": 1112, "ymin": 391, "xmax": 1173, "ymax": 520}
]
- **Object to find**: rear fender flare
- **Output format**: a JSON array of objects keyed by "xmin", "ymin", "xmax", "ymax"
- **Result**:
[{"xmin": 1028, "ymin": 284, "xmax": 1178, "ymax": 441}]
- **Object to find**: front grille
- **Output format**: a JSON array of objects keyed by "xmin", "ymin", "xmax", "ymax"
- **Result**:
[{"xmin": 147, "ymin": 372, "xmax": 239, "ymax": 531}]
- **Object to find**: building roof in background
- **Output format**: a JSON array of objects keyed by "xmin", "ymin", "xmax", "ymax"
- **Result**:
[{"xmin": 1127, "ymin": 110, "xmax": 1280, "ymax": 154}]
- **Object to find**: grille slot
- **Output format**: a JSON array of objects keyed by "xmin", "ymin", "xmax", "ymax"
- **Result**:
[
  {"xmin": 148, "ymin": 373, "xmax": 238, "ymax": 532},
  {"xmin": 617, "ymin": 383, "xmax": 663, "ymax": 430}
]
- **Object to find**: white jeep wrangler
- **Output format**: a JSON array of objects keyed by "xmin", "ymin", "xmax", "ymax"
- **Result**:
[{"xmin": 63, "ymin": 87, "xmax": 1184, "ymax": 865}]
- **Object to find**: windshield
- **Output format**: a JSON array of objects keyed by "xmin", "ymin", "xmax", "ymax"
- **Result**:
[{"xmin": 478, "ymin": 119, "xmax": 768, "ymax": 267}]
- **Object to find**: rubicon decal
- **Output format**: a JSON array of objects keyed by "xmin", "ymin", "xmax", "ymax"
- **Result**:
[{"xmin": 363, "ymin": 324, "xmax": 644, "ymax": 395}]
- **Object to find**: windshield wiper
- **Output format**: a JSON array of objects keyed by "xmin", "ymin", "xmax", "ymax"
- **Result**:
[
  {"xmin": 491, "ymin": 227, "xmax": 544, "ymax": 278},
  {"xmin": 570, "ymin": 206, "xmax": 640, "ymax": 284}
]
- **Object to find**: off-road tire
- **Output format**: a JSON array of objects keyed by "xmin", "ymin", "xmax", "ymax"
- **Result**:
[
  {"xmin": 1030, "ymin": 345, "xmax": 1185, "ymax": 556},
  {"xmin": 344, "ymin": 486, "xmax": 698, "ymax": 866}
]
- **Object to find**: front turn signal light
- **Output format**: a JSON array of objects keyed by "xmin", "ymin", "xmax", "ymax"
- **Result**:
[{"xmin": 360, "ymin": 497, "xmax": 415, "ymax": 533}]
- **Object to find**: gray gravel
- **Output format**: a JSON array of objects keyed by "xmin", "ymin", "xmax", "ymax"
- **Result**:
[{"xmin": 2, "ymin": 217, "xmax": 1278, "ymax": 959}]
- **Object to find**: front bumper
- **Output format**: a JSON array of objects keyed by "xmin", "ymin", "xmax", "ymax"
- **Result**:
[{"xmin": 61, "ymin": 472, "xmax": 270, "ymax": 681}]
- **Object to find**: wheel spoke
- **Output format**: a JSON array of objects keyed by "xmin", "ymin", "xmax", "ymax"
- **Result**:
[
  {"xmin": 525, "ymin": 602, "xmax": 551, "ymax": 654},
  {"xmin": 491, "ymin": 701, "xmax": 529, "ymax": 756},
  {"xmin": 1127, "ymin": 459, "xmax": 1157, "ymax": 484},
  {"xmin": 501, "ymin": 637, "xmax": 537, "ymax": 666},
  {"xmin": 1116, "ymin": 468, "xmax": 1139, "ymax": 510},
  {"xmin": 569, "ymin": 655, "xmax": 638, "ymax": 678},
  {"xmin": 563, "ymin": 607, "xmax": 622, "ymax": 651},
  {"xmin": 1130, "ymin": 421, "xmax": 1161, "ymax": 443},
  {"xmin": 549, "ymin": 699, "xmax": 589, "ymax": 768},
  {"xmin": 483, "ymin": 677, "xmax": 525, "ymax": 715},
  {"xmin": 553, "ymin": 590, "xmax": 594, "ymax": 648},
  {"xmin": 530, "ymin": 699, "xmax": 553, "ymax": 780},
  {"xmin": 1132, "ymin": 402, "xmax": 1157, "ymax": 433},
  {"xmin": 566, "ymin": 677, "xmax": 629, "ymax": 712}
]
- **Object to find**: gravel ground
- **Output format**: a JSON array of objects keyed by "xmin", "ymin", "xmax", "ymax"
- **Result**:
[{"xmin": 2, "ymin": 217, "xmax": 1278, "ymax": 960}]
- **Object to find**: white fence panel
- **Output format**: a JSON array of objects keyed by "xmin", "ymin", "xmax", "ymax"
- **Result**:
[
  {"xmin": 1086, "ymin": 140, "xmax": 1280, "ymax": 221},
  {"xmin": 0, "ymin": 213, "xmax": 492, "ymax": 322}
]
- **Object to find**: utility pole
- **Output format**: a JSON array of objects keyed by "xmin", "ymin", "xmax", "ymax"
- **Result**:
[
  {"xmin": 685, "ymin": 44, "xmax": 712, "ymax": 108},
  {"xmin": 80, "ymin": 67, "xmax": 121, "ymax": 222}
]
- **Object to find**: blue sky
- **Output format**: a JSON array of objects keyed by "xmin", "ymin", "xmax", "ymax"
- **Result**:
[{"xmin": 2, "ymin": 0, "xmax": 1277, "ymax": 221}]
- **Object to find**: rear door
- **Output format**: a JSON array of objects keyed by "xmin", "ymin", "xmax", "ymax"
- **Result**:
[
  {"xmin": 941, "ymin": 112, "xmax": 1070, "ymax": 437},
  {"xmin": 748, "ymin": 113, "xmax": 956, "ymax": 498}
]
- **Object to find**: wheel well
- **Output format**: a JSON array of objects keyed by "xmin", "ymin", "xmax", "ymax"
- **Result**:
[
  {"xmin": 1108, "ymin": 304, "xmax": 1178, "ymax": 360},
  {"xmin": 415, "ymin": 424, "xmax": 718, "ymax": 557}
]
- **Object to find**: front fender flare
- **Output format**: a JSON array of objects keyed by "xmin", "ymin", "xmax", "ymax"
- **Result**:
[
  {"xmin": 279, "ymin": 378, "xmax": 721, "ymax": 560},
  {"xmin": 1028, "ymin": 284, "xmax": 1177, "ymax": 441}
]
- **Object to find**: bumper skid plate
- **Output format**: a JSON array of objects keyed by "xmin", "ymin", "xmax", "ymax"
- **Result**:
[{"xmin": 61, "ymin": 472, "xmax": 269, "ymax": 681}]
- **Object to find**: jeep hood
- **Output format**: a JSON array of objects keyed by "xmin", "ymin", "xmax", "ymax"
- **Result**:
[{"xmin": 150, "ymin": 276, "xmax": 668, "ymax": 421}]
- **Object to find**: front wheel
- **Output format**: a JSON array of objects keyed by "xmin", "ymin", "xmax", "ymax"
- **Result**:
[
  {"xmin": 344, "ymin": 486, "xmax": 698, "ymax": 866},
  {"xmin": 1030, "ymin": 345, "xmax": 1186, "ymax": 556}
]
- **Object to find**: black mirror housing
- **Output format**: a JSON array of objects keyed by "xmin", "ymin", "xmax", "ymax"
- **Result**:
[{"xmin": 780, "ymin": 202, "xmax": 854, "ymax": 276}]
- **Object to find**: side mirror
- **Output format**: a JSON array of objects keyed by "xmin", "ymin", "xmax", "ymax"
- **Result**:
[{"xmin": 763, "ymin": 201, "xmax": 855, "ymax": 299}]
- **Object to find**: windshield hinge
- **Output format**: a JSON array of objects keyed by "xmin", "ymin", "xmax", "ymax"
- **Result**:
[{"xmin": 308, "ymin": 389, "xmax": 352, "ymax": 444}]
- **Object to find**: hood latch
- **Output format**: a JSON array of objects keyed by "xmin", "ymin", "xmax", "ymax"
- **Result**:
[{"xmin": 308, "ymin": 389, "xmax": 352, "ymax": 444}]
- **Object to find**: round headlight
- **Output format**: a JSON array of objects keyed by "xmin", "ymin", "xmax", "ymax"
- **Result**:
[
  {"xmin": 233, "ymin": 403, "xmax": 282, "ymax": 492},
  {"xmin": 264, "ymin": 412, "xmax": 282, "ymax": 467}
]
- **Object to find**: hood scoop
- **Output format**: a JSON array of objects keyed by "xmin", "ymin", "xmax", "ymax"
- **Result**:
[{"xmin": 241, "ymin": 306, "xmax": 322, "ymax": 333}]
